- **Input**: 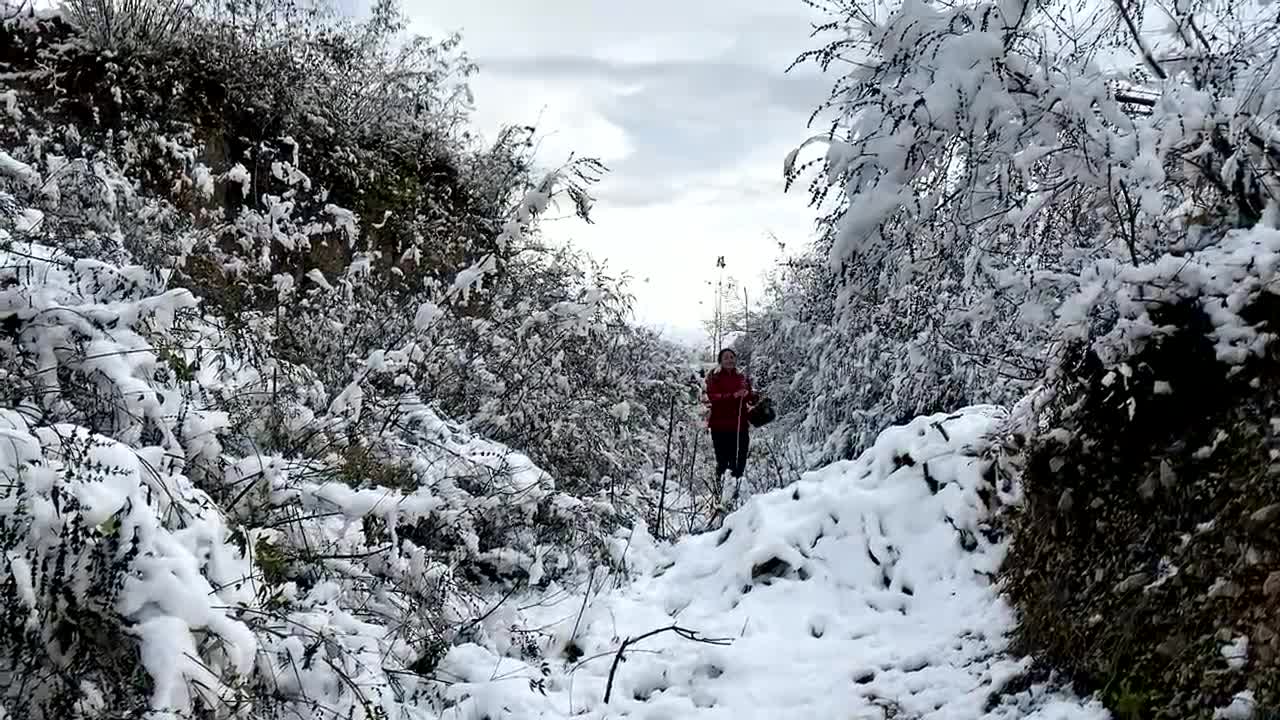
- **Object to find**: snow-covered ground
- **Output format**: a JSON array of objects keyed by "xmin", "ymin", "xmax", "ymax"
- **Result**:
[{"xmin": 437, "ymin": 408, "xmax": 1110, "ymax": 719}]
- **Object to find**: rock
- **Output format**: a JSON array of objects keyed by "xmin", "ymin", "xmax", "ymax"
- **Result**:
[
  {"xmin": 1209, "ymin": 579, "xmax": 1244, "ymax": 599},
  {"xmin": 1115, "ymin": 572, "xmax": 1150, "ymax": 594},
  {"xmin": 1160, "ymin": 459, "xmax": 1177, "ymax": 489},
  {"xmin": 1156, "ymin": 635, "xmax": 1187, "ymax": 658},
  {"xmin": 1249, "ymin": 503, "xmax": 1280, "ymax": 528},
  {"xmin": 1224, "ymin": 536, "xmax": 1240, "ymax": 556},
  {"xmin": 1264, "ymin": 571, "xmax": 1280, "ymax": 597},
  {"xmin": 1057, "ymin": 489, "xmax": 1074, "ymax": 514},
  {"xmin": 1257, "ymin": 643, "xmax": 1276, "ymax": 666},
  {"xmin": 1138, "ymin": 474, "xmax": 1156, "ymax": 499}
]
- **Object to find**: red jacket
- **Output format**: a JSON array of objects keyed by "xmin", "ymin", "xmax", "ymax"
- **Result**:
[{"xmin": 705, "ymin": 369, "xmax": 757, "ymax": 432}]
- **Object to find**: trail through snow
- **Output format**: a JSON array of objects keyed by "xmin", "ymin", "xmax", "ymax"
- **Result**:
[{"xmin": 438, "ymin": 407, "xmax": 1108, "ymax": 719}]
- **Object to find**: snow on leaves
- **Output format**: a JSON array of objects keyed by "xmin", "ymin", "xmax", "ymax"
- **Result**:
[
  {"xmin": 764, "ymin": 0, "xmax": 1280, "ymax": 463},
  {"xmin": 0, "ymin": 5, "xmax": 696, "ymax": 718},
  {"xmin": 0, "ymin": 232, "xmax": 620, "ymax": 720}
]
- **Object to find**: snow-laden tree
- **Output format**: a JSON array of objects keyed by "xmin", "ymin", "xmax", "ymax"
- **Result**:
[
  {"xmin": 0, "ymin": 1, "xmax": 711, "ymax": 717},
  {"xmin": 761, "ymin": 0, "xmax": 1280, "ymax": 462},
  {"xmin": 1, "ymin": 0, "xmax": 702, "ymax": 490}
]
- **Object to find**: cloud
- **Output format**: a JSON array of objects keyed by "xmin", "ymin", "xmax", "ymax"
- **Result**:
[
  {"xmin": 402, "ymin": 0, "xmax": 821, "ymax": 64},
  {"xmin": 395, "ymin": 0, "xmax": 834, "ymax": 338},
  {"xmin": 477, "ymin": 55, "xmax": 830, "ymax": 206},
  {"xmin": 465, "ymin": 72, "xmax": 636, "ymax": 166}
]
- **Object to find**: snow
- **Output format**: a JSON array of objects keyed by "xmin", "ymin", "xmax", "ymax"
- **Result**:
[
  {"xmin": 324, "ymin": 203, "xmax": 357, "ymax": 242},
  {"xmin": 1143, "ymin": 558, "xmax": 1179, "ymax": 592},
  {"xmin": 414, "ymin": 300, "xmax": 442, "ymax": 330},
  {"xmin": 1221, "ymin": 636, "xmax": 1249, "ymax": 671},
  {"xmin": 192, "ymin": 163, "xmax": 215, "ymax": 199},
  {"xmin": 0, "ymin": 90, "xmax": 20, "ymax": 122},
  {"xmin": 609, "ymin": 400, "xmax": 631, "ymax": 421},
  {"xmin": 439, "ymin": 407, "xmax": 1107, "ymax": 719},
  {"xmin": 0, "ymin": 150, "xmax": 40, "ymax": 188},
  {"xmin": 2, "ymin": 411, "xmax": 259, "ymax": 718},
  {"xmin": 306, "ymin": 267, "xmax": 334, "ymax": 290},
  {"xmin": 1214, "ymin": 691, "xmax": 1257, "ymax": 719},
  {"xmin": 223, "ymin": 163, "xmax": 251, "ymax": 195},
  {"xmin": 1055, "ymin": 224, "xmax": 1280, "ymax": 368}
]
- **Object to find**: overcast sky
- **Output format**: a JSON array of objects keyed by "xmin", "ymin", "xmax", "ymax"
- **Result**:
[{"xmin": 397, "ymin": 1, "xmax": 832, "ymax": 346}]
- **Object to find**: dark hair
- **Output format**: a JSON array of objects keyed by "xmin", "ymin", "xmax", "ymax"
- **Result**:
[{"xmin": 717, "ymin": 348, "xmax": 736, "ymax": 363}]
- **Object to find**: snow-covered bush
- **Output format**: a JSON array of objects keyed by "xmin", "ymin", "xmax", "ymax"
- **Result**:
[
  {"xmin": 769, "ymin": 2, "xmax": 1280, "ymax": 713},
  {"xmin": 264, "ymin": 235, "xmax": 699, "ymax": 500},
  {"xmin": 0, "ymin": 1, "xmax": 714, "ymax": 717},
  {"xmin": 0, "ymin": 165, "xmax": 627, "ymax": 716},
  {"xmin": 749, "ymin": 245, "xmax": 1006, "ymax": 465},
  {"xmin": 62, "ymin": 0, "xmax": 195, "ymax": 51},
  {"xmin": 1000, "ymin": 224, "xmax": 1280, "ymax": 717},
  {"xmin": 766, "ymin": 0, "xmax": 1280, "ymax": 462},
  {"xmin": 0, "ymin": 0, "xmax": 697, "ymax": 492}
]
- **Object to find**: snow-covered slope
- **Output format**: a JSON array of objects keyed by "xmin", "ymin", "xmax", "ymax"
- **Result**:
[{"xmin": 439, "ymin": 407, "xmax": 1109, "ymax": 719}]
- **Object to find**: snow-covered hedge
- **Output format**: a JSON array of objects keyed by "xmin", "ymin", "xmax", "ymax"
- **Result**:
[
  {"xmin": 0, "ymin": 2, "xmax": 713, "ymax": 716},
  {"xmin": 0, "ymin": 0, "xmax": 701, "ymax": 505},
  {"xmin": 759, "ymin": 0, "xmax": 1280, "ymax": 464},
  {"xmin": 0, "ymin": 233, "xmax": 628, "ymax": 719}
]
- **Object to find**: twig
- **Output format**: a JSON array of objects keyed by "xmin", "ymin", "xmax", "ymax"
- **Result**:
[
  {"xmin": 602, "ymin": 625, "xmax": 732, "ymax": 703},
  {"xmin": 1112, "ymin": 0, "xmax": 1166, "ymax": 80},
  {"xmin": 656, "ymin": 394, "xmax": 677, "ymax": 539},
  {"xmin": 458, "ymin": 579, "xmax": 525, "ymax": 638},
  {"xmin": 568, "ymin": 566, "xmax": 597, "ymax": 647}
]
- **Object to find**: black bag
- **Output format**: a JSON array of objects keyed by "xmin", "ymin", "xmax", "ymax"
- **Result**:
[{"xmin": 748, "ymin": 397, "xmax": 776, "ymax": 428}]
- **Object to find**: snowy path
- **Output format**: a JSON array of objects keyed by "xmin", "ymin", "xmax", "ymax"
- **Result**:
[{"xmin": 437, "ymin": 408, "xmax": 1109, "ymax": 719}]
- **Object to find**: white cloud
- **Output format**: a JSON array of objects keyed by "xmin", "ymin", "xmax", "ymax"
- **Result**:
[
  {"xmin": 466, "ymin": 72, "xmax": 635, "ymax": 165},
  {"xmin": 558, "ymin": 156, "xmax": 815, "ymax": 335},
  {"xmin": 399, "ymin": 0, "xmax": 831, "ymax": 338},
  {"xmin": 404, "ymin": 0, "xmax": 814, "ymax": 65}
]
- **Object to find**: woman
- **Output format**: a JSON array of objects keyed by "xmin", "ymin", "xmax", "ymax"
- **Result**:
[{"xmin": 705, "ymin": 348, "xmax": 758, "ymax": 481}]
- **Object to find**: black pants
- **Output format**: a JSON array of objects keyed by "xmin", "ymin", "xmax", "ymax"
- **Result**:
[{"xmin": 712, "ymin": 430, "xmax": 750, "ymax": 479}]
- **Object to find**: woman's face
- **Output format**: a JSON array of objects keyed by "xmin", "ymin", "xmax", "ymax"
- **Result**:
[{"xmin": 719, "ymin": 351, "xmax": 736, "ymax": 370}]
